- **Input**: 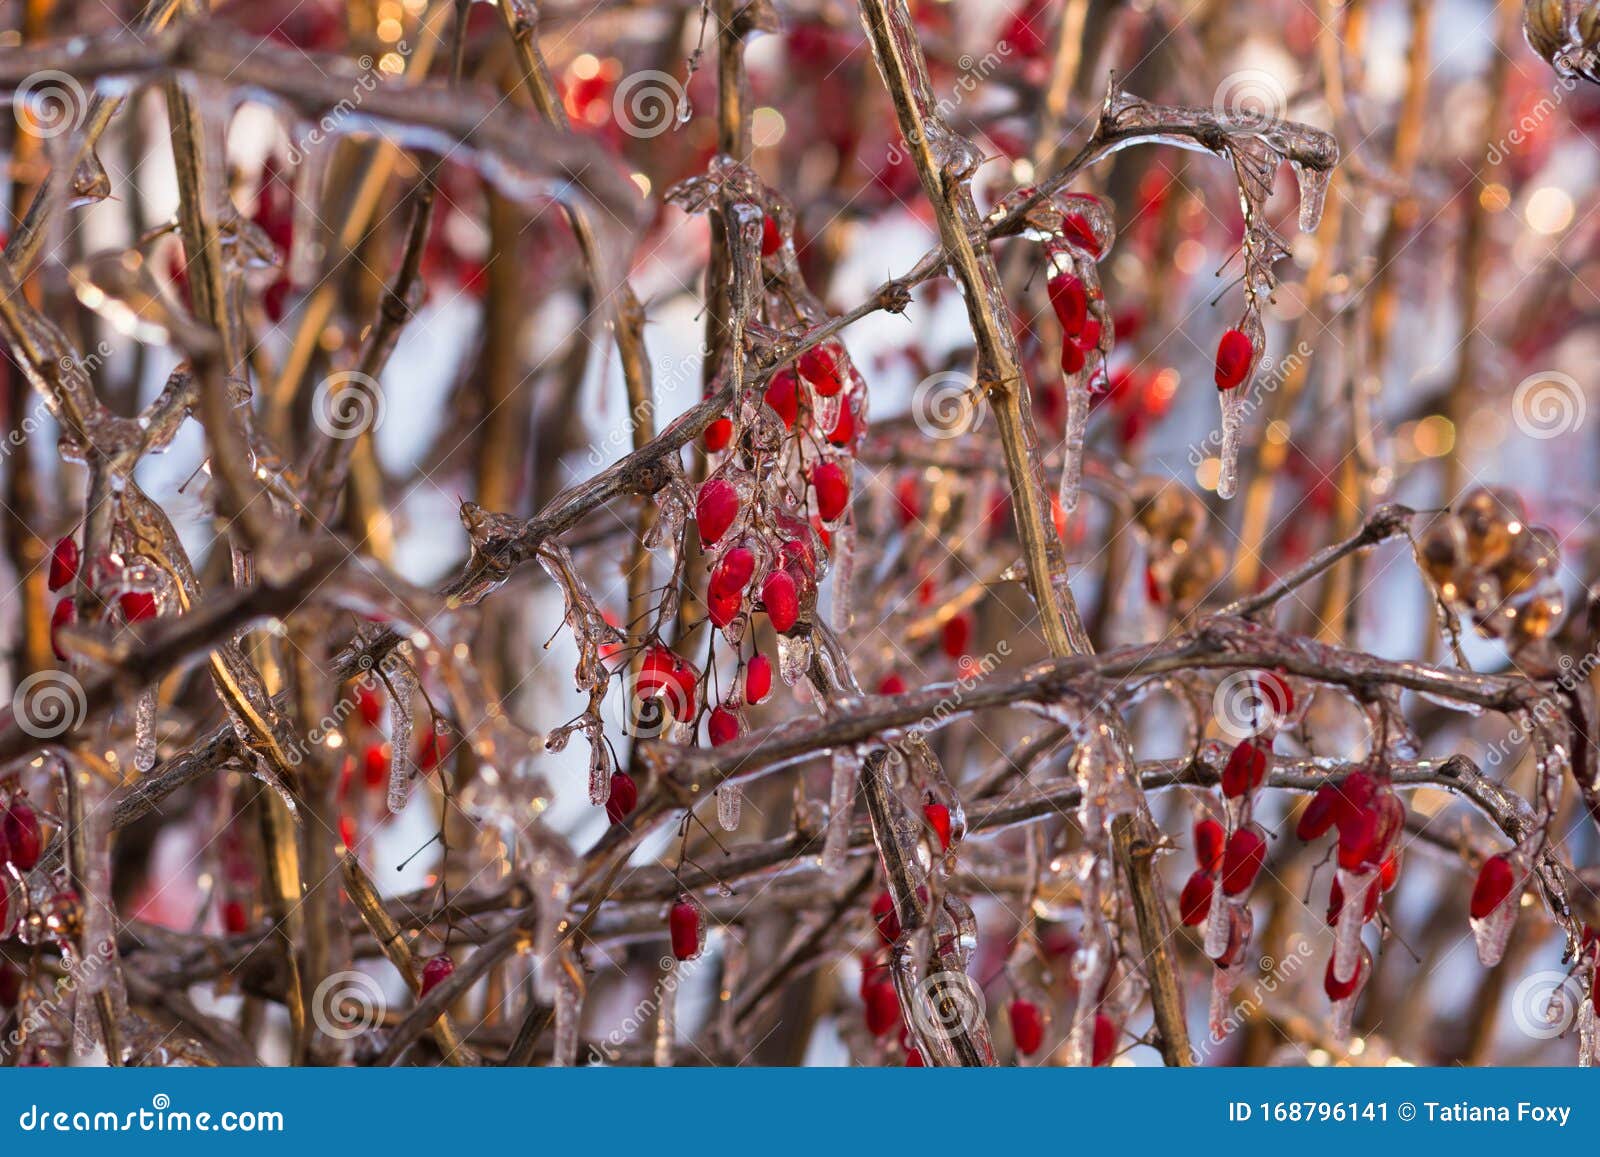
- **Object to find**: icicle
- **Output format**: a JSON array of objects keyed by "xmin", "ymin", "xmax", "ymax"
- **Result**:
[
  {"xmin": 1060, "ymin": 370, "xmax": 1090, "ymax": 513},
  {"xmin": 385, "ymin": 662, "xmax": 418, "ymax": 815},
  {"xmin": 832, "ymin": 519, "xmax": 857, "ymax": 630},
  {"xmin": 776, "ymin": 631, "xmax": 812, "ymax": 686},
  {"xmin": 1470, "ymin": 886, "xmax": 1520, "ymax": 967},
  {"xmin": 133, "ymin": 689, "xmax": 157, "ymax": 772},
  {"xmin": 1579, "ymin": 995, "xmax": 1597, "ymax": 1067},
  {"xmin": 1331, "ymin": 868, "xmax": 1375, "ymax": 983},
  {"xmin": 528, "ymin": 846, "xmax": 576, "ymax": 1002},
  {"xmin": 716, "ymin": 783, "xmax": 742, "ymax": 831},
  {"xmin": 1209, "ymin": 964, "xmax": 1241, "ymax": 1039},
  {"xmin": 588, "ymin": 738, "xmax": 612, "ymax": 807},
  {"xmin": 821, "ymin": 748, "xmax": 858, "ymax": 874},
  {"xmin": 553, "ymin": 965, "xmax": 582, "ymax": 1067},
  {"xmin": 1202, "ymin": 878, "xmax": 1230, "ymax": 959},
  {"xmin": 1291, "ymin": 161, "xmax": 1330, "ymax": 232},
  {"xmin": 654, "ymin": 962, "xmax": 677, "ymax": 1067},
  {"xmin": 1329, "ymin": 996, "xmax": 1357, "ymax": 1043}
]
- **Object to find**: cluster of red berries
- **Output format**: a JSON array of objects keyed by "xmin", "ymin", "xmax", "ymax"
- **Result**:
[
  {"xmin": 1416, "ymin": 487, "xmax": 1563, "ymax": 647},
  {"xmin": 46, "ymin": 536, "xmax": 163, "ymax": 662},
  {"xmin": 1295, "ymin": 768, "xmax": 1406, "ymax": 1001}
]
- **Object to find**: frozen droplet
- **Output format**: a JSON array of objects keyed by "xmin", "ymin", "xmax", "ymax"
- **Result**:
[
  {"xmin": 588, "ymin": 740, "xmax": 613, "ymax": 807},
  {"xmin": 716, "ymin": 783, "xmax": 742, "ymax": 831}
]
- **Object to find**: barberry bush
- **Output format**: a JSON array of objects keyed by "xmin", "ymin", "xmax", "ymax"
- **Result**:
[{"xmin": 0, "ymin": 0, "xmax": 1598, "ymax": 1067}]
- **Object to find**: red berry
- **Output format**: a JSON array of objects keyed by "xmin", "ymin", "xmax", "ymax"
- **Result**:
[
  {"xmin": 924, "ymin": 802, "xmax": 952, "ymax": 851},
  {"xmin": 222, "ymin": 900, "xmax": 250, "ymax": 934},
  {"xmin": 605, "ymin": 771, "xmax": 638, "ymax": 824},
  {"xmin": 1215, "ymin": 328, "xmax": 1254, "ymax": 391},
  {"xmin": 709, "ymin": 547, "xmax": 756, "ymax": 598},
  {"xmin": 1047, "ymin": 272, "xmax": 1088, "ymax": 336},
  {"xmin": 50, "ymin": 598, "xmax": 75, "ymax": 661},
  {"xmin": 1470, "ymin": 854, "xmax": 1517, "ymax": 920},
  {"xmin": 120, "ymin": 590, "xmax": 158, "ymax": 622},
  {"xmin": 1220, "ymin": 739, "xmax": 1269, "ymax": 799},
  {"xmin": 894, "ymin": 473, "xmax": 921, "ymax": 527},
  {"xmin": 761, "ymin": 213, "xmax": 781, "ymax": 257},
  {"xmin": 877, "ymin": 673, "xmax": 907, "ymax": 695},
  {"xmin": 1337, "ymin": 791, "xmax": 1404, "ymax": 871},
  {"xmin": 1221, "ymin": 825, "xmax": 1268, "ymax": 896},
  {"xmin": 905, "ymin": 1047, "xmax": 925, "ymax": 1066},
  {"xmin": 1060, "ymin": 338, "xmax": 1086, "ymax": 375},
  {"xmin": 670, "ymin": 898, "xmax": 703, "ymax": 961},
  {"xmin": 1379, "ymin": 853, "xmax": 1400, "ymax": 893},
  {"xmin": 362, "ymin": 742, "xmax": 389, "ymax": 789},
  {"xmin": 1324, "ymin": 950, "xmax": 1369, "ymax": 1002},
  {"xmin": 745, "ymin": 654, "xmax": 773, "ymax": 705},
  {"xmin": 762, "ymin": 568, "xmax": 800, "ymax": 633},
  {"xmin": 1179, "ymin": 869, "xmax": 1214, "ymax": 927},
  {"xmin": 826, "ymin": 394, "xmax": 857, "ymax": 446},
  {"xmin": 1091, "ymin": 1013, "xmax": 1117, "ymax": 1065},
  {"xmin": 48, "ymin": 537, "xmax": 79, "ymax": 591},
  {"xmin": 941, "ymin": 611, "xmax": 972, "ymax": 659},
  {"xmin": 696, "ymin": 479, "xmax": 740, "ymax": 545},
  {"xmin": 864, "ymin": 981, "xmax": 901, "ymax": 1036},
  {"xmin": 708, "ymin": 706, "xmax": 741, "ymax": 746},
  {"xmin": 355, "ymin": 681, "xmax": 383, "ymax": 728},
  {"xmin": 1297, "ymin": 783, "xmax": 1341, "ymax": 841},
  {"xmin": 3, "ymin": 801, "xmax": 41, "ymax": 871},
  {"xmin": 1060, "ymin": 212, "xmax": 1102, "ymax": 257},
  {"xmin": 871, "ymin": 890, "xmax": 900, "ymax": 945},
  {"xmin": 1194, "ymin": 818, "xmax": 1225, "ymax": 874},
  {"xmin": 420, "ymin": 953, "xmax": 455, "ymax": 996},
  {"xmin": 707, "ymin": 587, "xmax": 741, "ymax": 629},
  {"xmin": 811, "ymin": 461, "xmax": 850, "ymax": 522},
  {"xmin": 703, "ymin": 417, "xmax": 733, "ymax": 452},
  {"xmin": 1077, "ymin": 316, "xmax": 1103, "ymax": 349},
  {"xmin": 339, "ymin": 814, "xmax": 358, "ymax": 849},
  {"xmin": 1009, "ymin": 998, "xmax": 1045, "ymax": 1056},
  {"xmin": 1329, "ymin": 771, "xmax": 1376, "ymax": 830},
  {"xmin": 764, "ymin": 368, "xmax": 801, "ymax": 428},
  {"xmin": 0, "ymin": 964, "xmax": 21, "ymax": 1009},
  {"xmin": 799, "ymin": 344, "xmax": 843, "ymax": 397}
]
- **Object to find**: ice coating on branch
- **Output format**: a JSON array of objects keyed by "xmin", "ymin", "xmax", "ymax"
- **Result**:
[{"xmin": 821, "ymin": 747, "xmax": 858, "ymax": 875}]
